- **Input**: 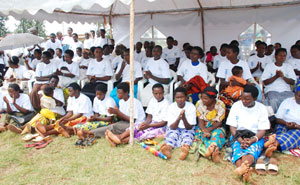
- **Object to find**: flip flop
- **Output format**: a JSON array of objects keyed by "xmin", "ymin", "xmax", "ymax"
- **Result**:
[
  {"xmin": 189, "ymin": 141, "xmax": 198, "ymax": 154},
  {"xmin": 25, "ymin": 140, "xmax": 45, "ymax": 148},
  {"xmin": 85, "ymin": 137, "xmax": 97, "ymax": 146},
  {"xmin": 22, "ymin": 133, "xmax": 39, "ymax": 142},
  {"xmin": 267, "ymin": 158, "xmax": 279, "ymax": 175},
  {"xmin": 198, "ymin": 143, "xmax": 206, "ymax": 157},
  {"xmin": 75, "ymin": 139, "xmax": 84, "ymax": 146},
  {"xmin": 144, "ymin": 139, "xmax": 158, "ymax": 145},
  {"xmin": 255, "ymin": 158, "xmax": 266, "ymax": 175},
  {"xmin": 35, "ymin": 139, "xmax": 53, "ymax": 149}
]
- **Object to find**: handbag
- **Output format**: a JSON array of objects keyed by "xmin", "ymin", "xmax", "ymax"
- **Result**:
[{"xmin": 225, "ymin": 129, "xmax": 256, "ymax": 147}]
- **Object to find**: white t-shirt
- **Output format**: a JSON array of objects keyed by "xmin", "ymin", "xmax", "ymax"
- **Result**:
[
  {"xmin": 216, "ymin": 59, "xmax": 253, "ymax": 81},
  {"xmin": 45, "ymin": 40, "xmax": 62, "ymax": 51},
  {"xmin": 167, "ymin": 101, "xmax": 196, "ymax": 129},
  {"xmin": 177, "ymin": 59, "xmax": 208, "ymax": 82},
  {"xmin": 146, "ymin": 97, "xmax": 170, "ymax": 122},
  {"xmin": 4, "ymin": 65, "xmax": 27, "ymax": 80},
  {"xmin": 67, "ymin": 93, "xmax": 93, "ymax": 118},
  {"xmin": 261, "ymin": 63, "xmax": 297, "ymax": 93},
  {"xmin": 247, "ymin": 55, "xmax": 273, "ymax": 77},
  {"xmin": 140, "ymin": 56, "xmax": 151, "ymax": 70},
  {"xmin": 78, "ymin": 58, "xmax": 91, "ymax": 67},
  {"xmin": 276, "ymin": 97, "xmax": 300, "ymax": 125},
  {"xmin": 0, "ymin": 92, "xmax": 4, "ymax": 112},
  {"xmin": 213, "ymin": 55, "xmax": 227, "ymax": 70},
  {"xmin": 134, "ymin": 50, "xmax": 145, "ymax": 63},
  {"xmin": 59, "ymin": 62, "xmax": 80, "ymax": 78},
  {"xmin": 163, "ymin": 46, "xmax": 180, "ymax": 65},
  {"xmin": 86, "ymin": 59, "xmax": 113, "ymax": 84},
  {"xmin": 144, "ymin": 58, "xmax": 170, "ymax": 84},
  {"xmin": 52, "ymin": 88, "xmax": 66, "ymax": 115},
  {"xmin": 93, "ymin": 95, "xmax": 116, "ymax": 116},
  {"xmin": 94, "ymin": 37, "xmax": 110, "ymax": 48},
  {"xmin": 35, "ymin": 62, "xmax": 57, "ymax": 84},
  {"xmin": 112, "ymin": 55, "xmax": 123, "ymax": 70},
  {"xmin": 119, "ymin": 98, "xmax": 145, "ymax": 123},
  {"xmin": 70, "ymin": 41, "xmax": 83, "ymax": 57},
  {"xmin": 226, "ymin": 101, "xmax": 270, "ymax": 134},
  {"xmin": 29, "ymin": 58, "xmax": 41, "ymax": 70},
  {"xmin": 103, "ymin": 54, "xmax": 114, "ymax": 64},
  {"xmin": 62, "ymin": 36, "xmax": 73, "ymax": 46},
  {"xmin": 287, "ymin": 58, "xmax": 300, "ymax": 76},
  {"xmin": 83, "ymin": 39, "xmax": 94, "ymax": 49},
  {"xmin": 115, "ymin": 61, "xmax": 143, "ymax": 83},
  {"xmin": 3, "ymin": 93, "xmax": 34, "ymax": 112}
]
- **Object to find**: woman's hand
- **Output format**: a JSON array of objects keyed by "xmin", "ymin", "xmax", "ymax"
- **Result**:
[
  {"xmin": 138, "ymin": 122, "xmax": 149, "ymax": 131},
  {"xmin": 108, "ymin": 107, "xmax": 119, "ymax": 115}
]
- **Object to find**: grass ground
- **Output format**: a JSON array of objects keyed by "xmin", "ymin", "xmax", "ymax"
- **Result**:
[{"xmin": 1, "ymin": 132, "xmax": 300, "ymax": 185}]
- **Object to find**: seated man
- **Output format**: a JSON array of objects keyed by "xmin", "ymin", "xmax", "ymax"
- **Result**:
[
  {"xmin": 75, "ymin": 82, "xmax": 145, "ymax": 141},
  {"xmin": 141, "ymin": 45, "xmax": 170, "ymax": 107},
  {"xmin": 106, "ymin": 83, "xmax": 169, "ymax": 146}
]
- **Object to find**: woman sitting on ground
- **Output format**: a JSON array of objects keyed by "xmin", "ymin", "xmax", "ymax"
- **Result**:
[
  {"xmin": 226, "ymin": 85, "xmax": 270, "ymax": 182},
  {"xmin": 194, "ymin": 87, "xmax": 226, "ymax": 163},
  {"xmin": 263, "ymin": 83, "xmax": 300, "ymax": 157},
  {"xmin": 261, "ymin": 48, "xmax": 297, "ymax": 113},
  {"xmin": 35, "ymin": 83, "xmax": 93, "ymax": 137},
  {"xmin": 160, "ymin": 87, "xmax": 197, "ymax": 160},
  {"xmin": 106, "ymin": 83, "xmax": 169, "ymax": 147},
  {"xmin": 0, "ymin": 83, "xmax": 34, "ymax": 133}
]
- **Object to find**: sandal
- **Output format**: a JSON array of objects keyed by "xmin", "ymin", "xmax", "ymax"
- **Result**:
[
  {"xmin": 75, "ymin": 139, "xmax": 84, "ymax": 146},
  {"xmin": 85, "ymin": 137, "xmax": 97, "ymax": 146},
  {"xmin": 35, "ymin": 139, "xmax": 53, "ymax": 149},
  {"xmin": 189, "ymin": 141, "xmax": 198, "ymax": 154},
  {"xmin": 22, "ymin": 133, "xmax": 39, "ymax": 142},
  {"xmin": 198, "ymin": 143, "xmax": 206, "ymax": 157},
  {"xmin": 267, "ymin": 158, "xmax": 279, "ymax": 175},
  {"xmin": 25, "ymin": 140, "xmax": 45, "ymax": 148},
  {"xmin": 255, "ymin": 158, "xmax": 266, "ymax": 175}
]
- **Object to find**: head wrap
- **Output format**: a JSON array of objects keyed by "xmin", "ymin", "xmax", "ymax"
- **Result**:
[
  {"xmin": 203, "ymin": 86, "xmax": 218, "ymax": 99},
  {"xmin": 296, "ymin": 80, "xmax": 300, "ymax": 92}
]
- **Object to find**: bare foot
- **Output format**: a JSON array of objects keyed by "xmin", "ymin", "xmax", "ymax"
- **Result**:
[
  {"xmin": 205, "ymin": 144, "xmax": 215, "ymax": 158},
  {"xmin": 264, "ymin": 134, "xmax": 276, "ymax": 148},
  {"xmin": 105, "ymin": 135, "xmax": 116, "ymax": 147},
  {"xmin": 160, "ymin": 143, "xmax": 172, "ymax": 159},
  {"xmin": 234, "ymin": 161, "xmax": 249, "ymax": 176},
  {"xmin": 7, "ymin": 124, "xmax": 22, "ymax": 134},
  {"xmin": 58, "ymin": 127, "xmax": 70, "ymax": 138},
  {"xmin": 179, "ymin": 144, "xmax": 190, "ymax": 160},
  {"xmin": 36, "ymin": 122, "xmax": 46, "ymax": 134},
  {"xmin": 107, "ymin": 130, "xmax": 121, "ymax": 144},
  {"xmin": 212, "ymin": 146, "xmax": 220, "ymax": 163},
  {"xmin": 243, "ymin": 167, "xmax": 253, "ymax": 182},
  {"xmin": 265, "ymin": 144, "xmax": 277, "ymax": 158},
  {"xmin": 0, "ymin": 126, "xmax": 7, "ymax": 132},
  {"xmin": 76, "ymin": 128, "xmax": 85, "ymax": 140}
]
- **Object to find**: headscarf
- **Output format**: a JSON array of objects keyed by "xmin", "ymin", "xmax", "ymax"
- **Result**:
[
  {"xmin": 296, "ymin": 79, "xmax": 300, "ymax": 92},
  {"xmin": 203, "ymin": 86, "xmax": 218, "ymax": 99}
]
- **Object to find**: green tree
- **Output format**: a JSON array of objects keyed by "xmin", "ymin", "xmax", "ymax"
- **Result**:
[
  {"xmin": 0, "ymin": 16, "xmax": 8, "ymax": 37},
  {"xmin": 15, "ymin": 18, "xmax": 46, "ymax": 38}
]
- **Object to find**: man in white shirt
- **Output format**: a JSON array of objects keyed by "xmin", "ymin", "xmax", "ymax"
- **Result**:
[
  {"xmin": 94, "ymin": 29, "xmax": 110, "ymax": 48},
  {"xmin": 24, "ymin": 49, "xmax": 41, "ymax": 71},
  {"xmin": 70, "ymin": 33, "xmax": 83, "ymax": 57},
  {"xmin": 287, "ymin": 45, "xmax": 300, "ymax": 78},
  {"xmin": 134, "ymin": 42, "xmax": 145, "ymax": 63},
  {"xmin": 62, "ymin": 27, "xmax": 74, "ymax": 48},
  {"xmin": 142, "ymin": 45, "xmax": 171, "ymax": 106},
  {"xmin": 213, "ymin": 44, "xmax": 228, "ymax": 72},
  {"xmin": 45, "ymin": 33, "xmax": 62, "ymax": 52},
  {"xmin": 177, "ymin": 46, "xmax": 208, "ymax": 85},
  {"xmin": 83, "ymin": 32, "xmax": 93, "ymax": 49},
  {"xmin": 163, "ymin": 36, "xmax": 180, "ymax": 71},
  {"xmin": 261, "ymin": 48, "xmax": 296, "ymax": 113}
]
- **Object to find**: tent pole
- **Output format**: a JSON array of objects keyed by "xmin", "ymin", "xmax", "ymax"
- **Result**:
[
  {"xmin": 201, "ymin": 10, "xmax": 205, "ymax": 51},
  {"xmin": 109, "ymin": 4, "xmax": 114, "ymax": 38},
  {"xmin": 129, "ymin": 0, "xmax": 135, "ymax": 146}
]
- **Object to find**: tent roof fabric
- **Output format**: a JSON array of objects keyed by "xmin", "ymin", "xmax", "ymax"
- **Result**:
[{"xmin": 0, "ymin": 0, "xmax": 299, "ymax": 23}]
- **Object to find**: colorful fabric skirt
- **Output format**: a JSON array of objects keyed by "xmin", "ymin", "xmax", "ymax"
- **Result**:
[
  {"xmin": 231, "ymin": 135, "xmax": 264, "ymax": 164},
  {"xmin": 275, "ymin": 124, "xmax": 300, "ymax": 151},
  {"xmin": 165, "ymin": 126, "xmax": 195, "ymax": 148},
  {"xmin": 54, "ymin": 116, "xmax": 87, "ymax": 131},
  {"xmin": 195, "ymin": 121, "xmax": 226, "ymax": 149},
  {"xmin": 128, "ymin": 122, "xmax": 166, "ymax": 141}
]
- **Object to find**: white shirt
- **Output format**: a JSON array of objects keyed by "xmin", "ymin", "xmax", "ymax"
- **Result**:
[
  {"xmin": 59, "ymin": 62, "xmax": 80, "ymax": 78},
  {"xmin": 116, "ymin": 61, "xmax": 143, "ymax": 83},
  {"xmin": 62, "ymin": 36, "xmax": 73, "ymax": 46},
  {"xmin": 167, "ymin": 101, "xmax": 196, "ymax": 129},
  {"xmin": 45, "ymin": 40, "xmax": 62, "ymax": 51},
  {"xmin": 163, "ymin": 46, "xmax": 180, "ymax": 65},
  {"xmin": 177, "ymin": 59, "xmax": 208, "ymax": 82},
  {"xmin": 287, "ymin": 58, "xmax": 300, "ymax": 76},
  {"xmin": 103, "ymin": 54, "xmax": 114, "ymax": 64},
  {"xmin": 140, "ymin": 56, "xmax": 151, "ymax": 70},
  {"xmin": 35, "ymin": 62, "xmax": 57, "ymax": 84},
  {"xmin": 70, "ymin": 41, "xmax": 83, "ymax": 57},
  {"xmin": 261, "ymin": 63, "xmax": 296, "ymax": 93},
  {"xmin": 93, "ymin": 95, "xmax": 116, "ymax": 116},
  {"xmin": 216, "ymin": 59, "xmax": 253, "ymax": 81},
  {"xmin": 247, "ymin": 55, "xmax": 273, "ymax": 77},
  {"xmin": 67, "ymin": 93, "xmax": 93, "ymax": 118},
  {"xmin": 112, "ymin": 55, "xmax": 123, "ymax": 70},
  {"xmin": 146, "ymin": 97, "xmax": 170, "ymax": 122},
  {"xmin": 3, "ymin": 93, "xmax": 33, "ymax": 112},
  {"xmin": 276, "ymin": 97, "xmax": 300, "ymax": 125},
  {"xmin": 213, "ymin": 55, "xmax": 227, "ymax": 70},
  {"xmin": 119, "ymin": 98, "xmax": 145, "ymax": 123},
  {"xmin": 94, "ymin": 37, "xmax": 110, "ymax": 48},
  {"xmin": 226, "ymin": 101, "xmax": 270, "ymax": 134},
  {"xmin": 52, "ymin": 88, "xmax": 66, "ymax": 115},
  {"xmin": 86, "ymin": 59, "xmax": 113, "ymax": 84},
  {"xmin": 178, "ymin": 56, "xmax": 188, "ymax": 69},
  {"xmin": 79, "ymin": 58, "xmax": 91, "ymax": 67},
  {"xmin": 5, "ymin": 65, "xmax": 27, "ymax": 80},
  {"xmin": 83, "ymin": 39, "xmax": 94, "ymax": 49},
  {"xmin": 0, "ymin": 92, "xmax": 4, "ymax": 112},
  {"xmin": 134, "ymin": 50, "xmax": 145, "ymax": 63},
  {"xmin": 144, "ymin": 58, "xmax": 170, "ymax": 84},
  {"xmin": 28, "ymin": 58, "xmax": 41, "ymax": 70}
]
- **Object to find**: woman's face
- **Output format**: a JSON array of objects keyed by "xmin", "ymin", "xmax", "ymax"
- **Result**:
[
  {"xmin": 8, "ymin": 88, "xmax": 18, "ymax": 98},
  {"xmin": 226, "ymin": 49, "xmax": 237, "ymax": 61},
  {"xmin": 241, "ymin": 92, "xmax": 255, "ymax": 108},
  {"xmin": 152, "ymin": 87, "xmax": 164, "ymax": 102},
  {"xmin": 190, "ymin": 49, "xmax": 199, "ymax": 62},
  {"xmin": 175, "ymin": 92, "xmax": 186, "ymax": 108},
  {"xmin": 96, "ymin": 90, "xmax": 105, "ymax": 100},
  {"xmin": 201, "ymin": 93, "xmax": 214, "ymax": 106},
  {"xmin": 117, "ymin": 89, "xmax": 125, "ymax": 100},
  {"xmin": 295, "ymin": 91, "xmax": 300, "ymax": 104},
  {"xmin": 152, "ymin": 48, "xmax": 162, "ymax": 60},
  {"xmin": 68, "ymin": 87, "xmax": 75, "ymax": 97},
  {"xmin": 275, "ymin": 51, "xmax": 286, "ymax": 64}
]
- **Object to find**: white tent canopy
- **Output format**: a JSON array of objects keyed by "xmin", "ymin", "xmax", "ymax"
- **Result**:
[{"xmin": 1, "ymin": 0, "xmax": 300, "ymax": 50}]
